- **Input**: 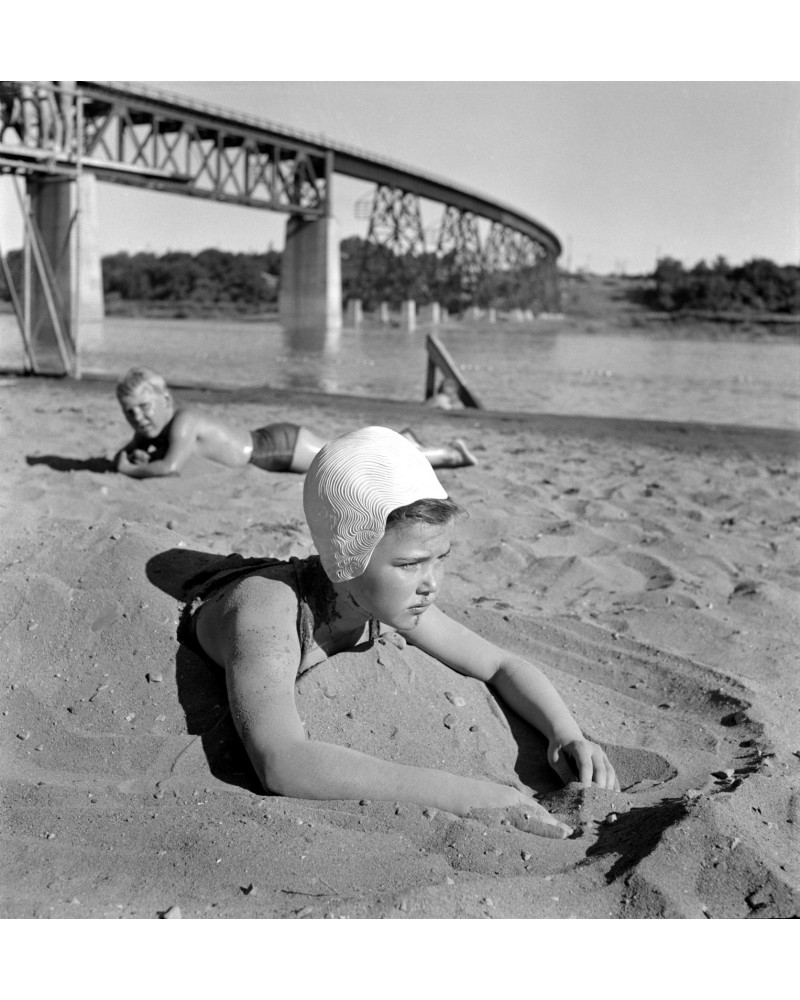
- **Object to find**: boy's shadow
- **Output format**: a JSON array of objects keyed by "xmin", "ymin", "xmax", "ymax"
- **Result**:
[
  {"xmin": 147, "ymin": 546, "xmax": 262, "ymax": 794},
  {"xmin": 26, "ymin": 454, "xmax": 115, "ymax": 473}
]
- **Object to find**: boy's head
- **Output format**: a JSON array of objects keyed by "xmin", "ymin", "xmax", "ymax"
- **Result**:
[{"xmin": 116, "ymin": 367, "xmax": 173, "ymax": 439}]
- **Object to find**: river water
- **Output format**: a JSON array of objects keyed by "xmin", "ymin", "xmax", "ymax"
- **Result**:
[{"xmin": 1, "ymin": 313, "xmax": 798, "ymax": 430}]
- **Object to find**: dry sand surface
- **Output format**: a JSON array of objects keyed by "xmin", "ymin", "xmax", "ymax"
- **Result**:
[{"xmin": 1, "ymin": 374, "xmax": 799, "ymax": 920}]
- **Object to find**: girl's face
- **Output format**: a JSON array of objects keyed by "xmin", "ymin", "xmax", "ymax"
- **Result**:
[
  {"xmin": 343, "ymin": 519, "xmax": 454, "ymax": 630},
  {"xmin": 119, "ymin": 385, "xmax": 172, "ymax": 438}
]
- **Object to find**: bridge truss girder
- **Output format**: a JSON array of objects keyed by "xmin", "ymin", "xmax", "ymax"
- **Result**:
[
  {"xmin": 363, "ymin": 185, "xmax": 426, "ymax": 255},
  {"xmin": 357, "ymin": 187, "xmax": 556, "ymax": 308},
  {"xmin": 436, "ymin": 206, "xmax": 483, "ymax": 292},
  {"xmin": 0, "ymin": 82, "xmax": 330, "ymax": 216},
  {"xmin": 483, "ymin": 221, "xmax": 547, "ymax": 271},
  {"xmin": 356, "ymin": 185, "xmax": 428, "ymax": 301},
  {"xmin": 81, "ymin": 99, "xmax": 328, "ymax": 213}
]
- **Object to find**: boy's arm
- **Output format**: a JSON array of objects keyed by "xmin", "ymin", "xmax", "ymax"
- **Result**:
[
  {"xmin": 113, "ymin": 435, "xmax": 149, "ymax": 469},
  {"xmin": 406, "ymin": 607, "xmax": 619, "ymax": 790},
  {"xmin": 115, "ymin": 411, "xmax": 198, "ymax": 478},
  {"xmin": 217, "ymin": 578, "xmax": 572, "ymax": 839}
]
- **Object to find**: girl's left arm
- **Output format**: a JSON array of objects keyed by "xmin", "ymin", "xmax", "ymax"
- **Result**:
[{"xmin": 406, "ymin": 607, "xmax": 619, "ymax": 791}]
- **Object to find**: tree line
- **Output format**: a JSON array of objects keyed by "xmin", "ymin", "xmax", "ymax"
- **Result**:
[
  {"xmin": 1, "ymin": 242, "xmax": 797, "ymax": 316},
  {"xmin": 643, "ymin": 256, "xmax": 800, "ymax": 315},
  {"xmin": 0, "ymin": 238, "xmax": 559, "ymax": 315}
]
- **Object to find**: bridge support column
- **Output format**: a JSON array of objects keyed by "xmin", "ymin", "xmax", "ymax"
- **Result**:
[
  {"xmin": 279, "ymin": 214, "xmax": 341, "ymax": 336},
  {"xmin": 27, "ymin": 172, "xmax": 104, "ymax": 372}
]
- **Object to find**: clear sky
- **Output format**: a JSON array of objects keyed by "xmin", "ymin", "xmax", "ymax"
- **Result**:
[{"xmin": 3, "ymin": 8, "xmax": 798, "ymax": 276}]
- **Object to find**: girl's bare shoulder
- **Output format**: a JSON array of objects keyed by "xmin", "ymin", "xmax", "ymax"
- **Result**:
[{"xmin": 220, "ymin": 567, "xmax": 300, "ymax": 619}]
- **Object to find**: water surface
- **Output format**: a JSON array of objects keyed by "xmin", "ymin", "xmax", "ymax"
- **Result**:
[{"xmin": 1, "ymin": 314, "xmax": 797, "ymax": 430}]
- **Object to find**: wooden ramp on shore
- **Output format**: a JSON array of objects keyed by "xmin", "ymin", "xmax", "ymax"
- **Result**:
[{"xmin": 425, "ymin": 332, "xmax": 483, "ymax": 409}]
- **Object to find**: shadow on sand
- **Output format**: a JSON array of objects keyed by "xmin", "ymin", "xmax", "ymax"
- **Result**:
[{"xmin": 26, "ymin": 454, "xmax": 115, "ymax": 473}]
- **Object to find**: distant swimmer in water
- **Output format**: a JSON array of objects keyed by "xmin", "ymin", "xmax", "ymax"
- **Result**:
[
  {"xmin": 175, "ymin": 427, "xmax": 617, "ymax": 837},
  {"xmin": 113, "ymin": 366, "xmax": 478, "ymax": 479}
]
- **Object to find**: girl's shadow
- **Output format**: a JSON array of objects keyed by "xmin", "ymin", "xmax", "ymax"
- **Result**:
[{"xmin": 147, "ymin": 546, "xmax": 262, "ymax": 793}]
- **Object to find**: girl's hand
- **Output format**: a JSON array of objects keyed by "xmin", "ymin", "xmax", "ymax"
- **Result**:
[
  {"xmin": 549, "ymin": 739, "xmax": 620, "ymax": 791},
  {"xmin": 471, "ymin": 788, "xmax": 573, "ymax": 840}
]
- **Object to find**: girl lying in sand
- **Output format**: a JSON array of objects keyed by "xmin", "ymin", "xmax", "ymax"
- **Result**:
[
  {"xmin": 178, "ymin": 427, "xmax": 618, "ymax": 839},
  {"xmin": 113, "ymin": 366, "xmax": 476, "ymax": 478}
]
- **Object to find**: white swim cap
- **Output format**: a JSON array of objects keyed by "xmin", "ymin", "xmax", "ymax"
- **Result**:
[{"xmin": 303, "ymin": 426, "xmax": 448, "ymax": 582}]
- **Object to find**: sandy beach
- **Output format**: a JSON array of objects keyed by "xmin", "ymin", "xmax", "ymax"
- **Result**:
[{"xmin": 1, "ymin": 373, "xmax": 798, "ymax": 920}]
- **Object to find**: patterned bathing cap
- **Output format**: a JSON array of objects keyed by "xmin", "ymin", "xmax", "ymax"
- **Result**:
[{"xmin": 303, "ymin": 426, "xmax": 448, "ymax": 582}]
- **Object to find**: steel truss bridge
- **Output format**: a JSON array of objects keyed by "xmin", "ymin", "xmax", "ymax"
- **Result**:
[{"xmin": 0, "ymin": 81, "xmax": 561, "ymax": 309}]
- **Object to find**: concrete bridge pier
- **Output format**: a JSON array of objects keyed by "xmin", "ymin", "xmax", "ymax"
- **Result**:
[
  {"xmin": 27, "ymin": 172, "xmax": 104, "ymax": 372},
  {"xmin": 279, "ymin": 214, "xmax": 342, "ymax": 336}
]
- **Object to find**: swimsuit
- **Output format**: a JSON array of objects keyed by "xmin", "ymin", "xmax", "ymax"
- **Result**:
[
  {"xmin": 249, "ymin": 423, "xmax": 300, "ymax": 472},
  {"xmin": 177, "ymin": 553, "xmax": 377, "ymax": 678}
]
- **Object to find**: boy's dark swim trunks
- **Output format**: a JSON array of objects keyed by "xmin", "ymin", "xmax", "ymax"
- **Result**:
[{"xmin": 249, "ymin": 422, "xmax": 299, "ymax": 471}]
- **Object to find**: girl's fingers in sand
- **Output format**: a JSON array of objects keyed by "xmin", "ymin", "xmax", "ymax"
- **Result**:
[
  {"xmin": 470, "ymin": 798, "xmax": 573, "ymax": 840},
  {"xmin": 550, "ymin": 740, "xmax": 619, "ymax": 790},
  {"xmin": 508, "ymin": 802, "xmax": 573, "ymax": 840}
]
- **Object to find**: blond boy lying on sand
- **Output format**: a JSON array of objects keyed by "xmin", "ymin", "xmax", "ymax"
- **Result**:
[
  {"xmin": 113, "ymin": 367, "xmax": 477, "ymax": 479},
  {"xmin": 178, "ymin": 427, "xmax": 618, "ymax": 839}
]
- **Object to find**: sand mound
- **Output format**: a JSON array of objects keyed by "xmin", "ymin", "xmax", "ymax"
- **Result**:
[{"xmin": 1, "ymin": 377, "xmax": 798, "ymax": 918}]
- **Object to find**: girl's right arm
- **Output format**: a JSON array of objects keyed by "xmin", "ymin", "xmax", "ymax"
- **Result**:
[{"xmin": 214, "ymin": 576, "xmax": 572, "ymax": 839}]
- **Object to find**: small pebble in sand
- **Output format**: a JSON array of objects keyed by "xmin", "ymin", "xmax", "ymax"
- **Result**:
[
  {"xmin": 16, "ymin": 731, "xmax": 30, "ymax": 741},
  {"xmin": 445, "ymin": 692, "xmax": 466, "ymax": 707},
  {"xmin": 443, "ymin": 714, "xmax": 457, "ymax": 729},
  {"xmin": 166, "ymin": 520, "xmax": 177, "ymax": 530},
  {"xmin": 469, "ymin": 725, "xmax": 480, "ymax": 733},
  {"xmin": 712, "ymin": 769, "xmax": 735, "ymax": 780},
  {"xmin": 125, "ymin": 713, "xmax": 136, "ymax": 722},
  {"xmin": 359, "ymin": 799, "xmax": 370, "ymax": 806},
  {"xmin": 658, "ymin": 702, "xmax": 674, "ymax": 710},
  {"xmin": 606, "ymin": 813, "xmax": 618, "ymax": 824},
  {"xmin": 241, "ymin": 884, "xmax": 255, "ymax": 895},
  {"xmin": 160, "ymin": 905, "xmax": 182, "ymax": 919},
  {"xmin": 44, "ymin": 832, "xmax": 56, "ymax": 839},
  {"xmin": 146, "ymin": 672, "xmax": 163, "ymax": 684},
  {"xmin": 521, "ymin": 851, "xmax": 532, "ymax": 861},
  {"xmin": 423, "ymin": 808, "xmax": 437, "ymax": 819}
]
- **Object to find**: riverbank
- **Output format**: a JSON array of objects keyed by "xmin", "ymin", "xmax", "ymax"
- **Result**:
[{"xmin": 1, "ymin": 374, "xmax": 799, "ymax": 919}]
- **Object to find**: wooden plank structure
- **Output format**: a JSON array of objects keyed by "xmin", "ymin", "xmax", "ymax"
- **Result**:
[{"xmin": 424, "ymin": 332, "xmax": 483, "ymax": 409}]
